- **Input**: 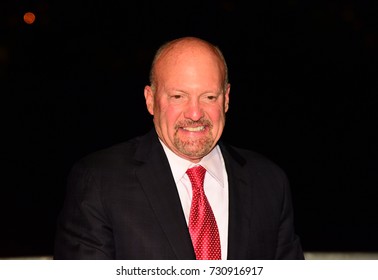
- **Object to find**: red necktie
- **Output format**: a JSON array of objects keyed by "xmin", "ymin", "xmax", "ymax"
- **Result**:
[{"xmin": 187, "ymin": 165, "xmax": 221, "ymax": 260}]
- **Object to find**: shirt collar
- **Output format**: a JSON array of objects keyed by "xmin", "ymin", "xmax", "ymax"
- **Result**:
[{"xmin": 159, "ymin": 139, "xmax": 225, "ymax": 188}]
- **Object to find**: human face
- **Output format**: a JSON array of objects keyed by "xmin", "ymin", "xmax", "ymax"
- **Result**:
[{"xmin": 144, "ymin": 47, "xmax": 230, "ymax": 163}]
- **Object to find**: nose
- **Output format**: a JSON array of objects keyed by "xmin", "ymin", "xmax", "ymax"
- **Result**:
[{"xmin": 183, "ymin": 98, "xmax": 204, "ymax": 121}]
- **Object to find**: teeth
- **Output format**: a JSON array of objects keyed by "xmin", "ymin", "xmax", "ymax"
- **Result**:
[{"xmin": 184, "ymin": 126, "xmax": 205, "ymax": 132}]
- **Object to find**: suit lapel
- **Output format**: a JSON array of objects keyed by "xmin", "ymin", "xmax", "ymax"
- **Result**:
[
  {"xmin": 220, "ymin": 143, "xmax": 253, "ymax": 259},
  {"xmin": 134, "ymin": 130, "xmax": 195, "ymax": 259}
]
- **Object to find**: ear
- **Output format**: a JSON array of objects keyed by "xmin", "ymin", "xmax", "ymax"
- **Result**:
[
  {"xmin": 144, "ymin": 85, "xmax": 154, "ymax": 115},
  {"xmin": 224, "ymin": 83, "xmax": 231, "ymax": 112}
]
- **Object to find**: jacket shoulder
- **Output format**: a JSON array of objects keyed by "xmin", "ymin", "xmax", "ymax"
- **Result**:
[{"xmin": 220, "ymin": 142, "xmax": 288, "ymax": 181}]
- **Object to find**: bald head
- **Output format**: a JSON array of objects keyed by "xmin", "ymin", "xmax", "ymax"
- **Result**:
[{"xmin": 149, "ymin": 37, "xmax": 229, "ymax": 93}]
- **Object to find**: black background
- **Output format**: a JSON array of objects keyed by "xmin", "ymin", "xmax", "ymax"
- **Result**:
[{"xmin": 1, "ymin": 0, "xmax": 377, "ymax": 257}]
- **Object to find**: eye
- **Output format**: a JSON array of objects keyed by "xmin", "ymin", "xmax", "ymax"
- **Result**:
[
  {"xmin": 204, "ymin": 94, "xmax": 218, "ymax": 102},
  {"xmin": 172, "ymin": 94, "xmax": 183, "ymax": 99},
  {"xmin": 168, "ymin": 93, "xmax": 187, "ymax": 103}
]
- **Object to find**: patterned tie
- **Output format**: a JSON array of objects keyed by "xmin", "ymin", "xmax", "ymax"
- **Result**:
[{"xmin": 187, "ymin": 165, "xmax": 221, "ymax": 260}]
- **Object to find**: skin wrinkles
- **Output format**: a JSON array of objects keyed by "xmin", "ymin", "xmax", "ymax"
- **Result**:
[{"xmin": 144, "ymin": 37, "xmax": 230, "ymax": 163}]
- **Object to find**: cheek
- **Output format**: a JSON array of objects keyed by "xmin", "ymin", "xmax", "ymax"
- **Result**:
[
  {"xmin": 208, "ymin": 105, "xmax": 226, "ymax": 121},
  {"xmin": 161, "ymin": 103, "xmax": 183, "ymax": 117},
  {"xmin": 156, "ymin": 104, "xmax": 181, "ymax": 127},
  {"xmin": 154, "ymin": 101, "xmax": 168, "ymax": 117}
]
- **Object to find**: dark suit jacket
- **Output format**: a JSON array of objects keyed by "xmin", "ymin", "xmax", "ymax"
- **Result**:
[{"xmin": 54, "ymin": 129, "xmax": 304, "ymax": 259}]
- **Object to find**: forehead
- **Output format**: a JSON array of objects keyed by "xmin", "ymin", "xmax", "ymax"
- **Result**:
[
  {"xmin": 155, "ymin": 42, "xmax": 224, "ymax": 79},
  {"xmin": 158, "ymin": 39, "xmax": 221, "ymax": 63}
]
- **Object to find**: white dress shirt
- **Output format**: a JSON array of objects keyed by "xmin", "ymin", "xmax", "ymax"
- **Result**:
[{"xmin": 160, "ymin": 140, "xmax": 229, "ymax": 260}]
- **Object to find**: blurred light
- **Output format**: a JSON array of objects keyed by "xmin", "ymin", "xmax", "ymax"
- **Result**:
[{"xmin": 23, "ymin": 12, "xmax": 36, "ymax": 25}]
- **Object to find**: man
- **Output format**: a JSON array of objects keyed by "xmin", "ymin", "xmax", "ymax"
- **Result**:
[{"xmin": 54, "ymin": 36, "xmax": 304, "ymax": 259}]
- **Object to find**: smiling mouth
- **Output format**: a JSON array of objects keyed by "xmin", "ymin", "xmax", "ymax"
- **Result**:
[{"xmin": 182, "ymin": 126, "xmax": 206, "ymax": 132}]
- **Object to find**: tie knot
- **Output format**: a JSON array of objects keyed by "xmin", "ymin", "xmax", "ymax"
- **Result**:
[{"xmin": 186, "ymin": 165, "xmax": 206, "ymax": 191}]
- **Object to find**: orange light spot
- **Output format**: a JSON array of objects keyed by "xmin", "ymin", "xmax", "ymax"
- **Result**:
[{"xmin": 24, "ymin": 12, "xmax": 36, "ymax": 25}]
